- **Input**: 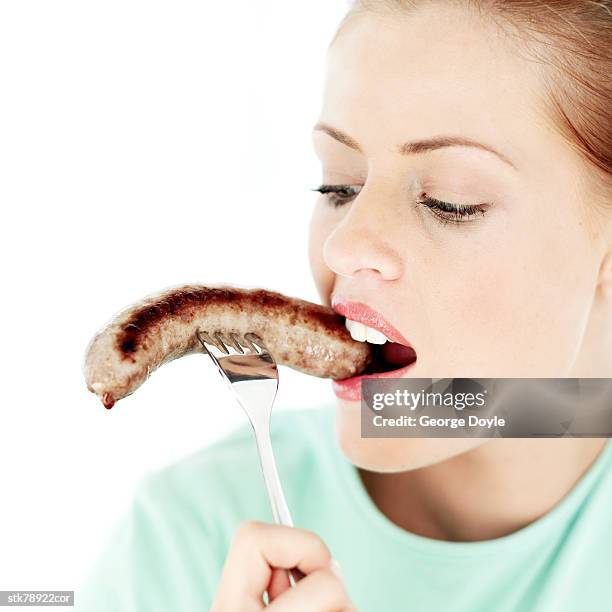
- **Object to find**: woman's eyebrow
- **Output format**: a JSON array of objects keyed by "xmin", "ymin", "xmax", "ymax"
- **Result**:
[{"xmin": 312, "ymin": 121, "xmax": 517, "ymax": 171}]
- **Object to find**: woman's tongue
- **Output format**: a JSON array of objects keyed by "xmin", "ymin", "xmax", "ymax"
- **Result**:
[
  {"xmin": 381, "ymin": 341, "xmax": 417, "ymax": 367},
  {"xmin": 363, "ymin": 341, "xmax": 417, "ymax": 374}
]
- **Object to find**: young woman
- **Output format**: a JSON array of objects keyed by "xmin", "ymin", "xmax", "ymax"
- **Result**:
[{"xmin": 77, "ymin": 1, "xmax": 612, "ymax": 610}]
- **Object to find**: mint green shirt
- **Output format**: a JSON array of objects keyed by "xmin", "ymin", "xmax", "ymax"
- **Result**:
[{"xmin": 76, "ymin": 404, "xmax": 612, "ymax": 611}]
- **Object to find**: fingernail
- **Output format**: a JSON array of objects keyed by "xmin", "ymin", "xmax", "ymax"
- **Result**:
[{"xmin": 329, "ymin": 557, "xmax": 345, "ymax": 582}]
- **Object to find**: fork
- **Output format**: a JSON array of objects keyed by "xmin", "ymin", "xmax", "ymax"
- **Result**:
[{"xmin": 197, "ymin": 329, "xmax": 306, "ymax": 588}]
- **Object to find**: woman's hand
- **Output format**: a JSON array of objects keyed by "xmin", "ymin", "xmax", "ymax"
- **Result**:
[{"xmin": 211, "ymin": 520, "xmax": 357, "ymax": 611}]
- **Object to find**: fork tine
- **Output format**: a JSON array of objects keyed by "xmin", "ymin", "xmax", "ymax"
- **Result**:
[
  {"xmin": 202, "ymin": 330, "xmax": 248, "ymax": 356},
  {"xmin": 213, "ymin": 331, "xmax": 244, "ymax": 356},
  {"xmin": 237, "ymin": 333, "xmax": 258, "ymax": 354},
  {"xmin": 196, "ymin": 331, "xmax": 229, "ymax": 385},
  {"xmin": 196, "ymin": 330, "xmax": 228, "ymax": 357},
  {"xmin": 244, "ymin": 332, "xmax": 269, "ymax": 355},
  {"xmin": 227, "ymin": 332, "xmax": 246, "ymax": 354}
]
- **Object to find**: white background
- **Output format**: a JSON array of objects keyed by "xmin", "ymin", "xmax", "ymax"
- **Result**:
[{"xmin": 0, "ymin": 0, "xmax": 348, "ymax": 596}]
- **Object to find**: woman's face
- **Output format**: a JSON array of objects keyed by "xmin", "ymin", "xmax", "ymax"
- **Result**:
[{"xmin": 308, "ymin": 6, "xmax": 606, "ymax": 471}]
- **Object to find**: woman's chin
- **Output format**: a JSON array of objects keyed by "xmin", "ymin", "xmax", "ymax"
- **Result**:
[{"xmin": 333, "ymin": 397, "xmax": 486, "ymax": 472}]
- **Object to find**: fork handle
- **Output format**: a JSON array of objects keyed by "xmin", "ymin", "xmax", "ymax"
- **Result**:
[{"xmin": 252, "ymin": 425, "xmax": 306, "ymax": 587}]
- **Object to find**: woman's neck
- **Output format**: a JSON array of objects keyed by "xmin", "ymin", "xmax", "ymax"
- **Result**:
[{"xmin": 358, "ymin": 438, "xmax": 608, "ymax": 542}]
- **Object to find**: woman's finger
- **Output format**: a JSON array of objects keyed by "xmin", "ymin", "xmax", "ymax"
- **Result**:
[
  {"xmin": 266, "ymin": 567, "xmax": 357, "ymax": 612},
  {"xmin": 266, "ymin": 567, "xmax": 291, "ymax": 602}
]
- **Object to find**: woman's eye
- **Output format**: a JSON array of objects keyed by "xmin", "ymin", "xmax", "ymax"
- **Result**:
[
  {"xmin": 416, "ymin": 194, "xmax": 489, "ymax": 225},
  {"xmin": 311, "ymin": 184, "xmax": 362, "ymax": 208},
  {"xmin": 311, "ymin": 184, "xmax": 490, "ymax": 225}
]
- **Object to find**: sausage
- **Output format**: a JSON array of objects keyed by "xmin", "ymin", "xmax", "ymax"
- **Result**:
[{"xmin": 83, "ymin": 284, "xmax": 373, "ymax": 409}]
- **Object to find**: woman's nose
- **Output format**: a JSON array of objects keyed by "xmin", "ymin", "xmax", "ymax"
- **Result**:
[{"xmin": 322, "ymin": 191, "xmax": 403, "ymax": 281}]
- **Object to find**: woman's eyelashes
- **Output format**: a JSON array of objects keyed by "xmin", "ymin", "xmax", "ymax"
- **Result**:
[
  {"xmin": 311, "ymin": 184, "xmax": 362, "ymax": 208},
  {"xmin": 311, "ymin": 184, "xmax": 491, "ymax": 225},
  {"xmin": 415, "ymin": 195, "xmax": 490, "ymax": 226}
]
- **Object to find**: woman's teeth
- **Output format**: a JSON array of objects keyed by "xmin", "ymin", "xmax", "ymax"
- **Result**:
[{"xmin": 344, "ymin": 318, "xmax": 390, "ymax": 344}]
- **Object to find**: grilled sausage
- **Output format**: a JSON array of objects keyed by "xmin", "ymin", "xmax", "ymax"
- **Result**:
[{"xmin": 83, "ymin": 284, "xmax": 373, "ymax": 408}]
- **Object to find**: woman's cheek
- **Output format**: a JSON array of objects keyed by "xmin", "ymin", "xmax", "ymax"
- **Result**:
[
  {"xmin": 416, "ymin": 228, "xmax": 527, "ymax": 376},
  {"xmin": 443, "ymin": 227, "xmax": 580, "ymax": 376}
]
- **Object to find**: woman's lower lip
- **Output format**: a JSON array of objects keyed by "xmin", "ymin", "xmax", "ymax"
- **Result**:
[{"xmin": 332, "ymin": 360, "xmax": 418, "ymax": 402}]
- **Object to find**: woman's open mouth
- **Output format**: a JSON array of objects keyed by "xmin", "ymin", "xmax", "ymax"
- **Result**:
[{"xmin": 331, "ymin": 298, "xmax": 418, "ymax": 402}]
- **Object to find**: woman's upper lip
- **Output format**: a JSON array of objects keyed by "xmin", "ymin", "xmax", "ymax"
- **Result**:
[{"xmin": 331, "ymin": 296, "xmax": 414, "ymax": 348}]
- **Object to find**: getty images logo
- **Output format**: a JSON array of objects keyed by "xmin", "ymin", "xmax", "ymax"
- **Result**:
[{"xmin": 371, "ymin": 387, "xmax": 487, "ymax": 411}]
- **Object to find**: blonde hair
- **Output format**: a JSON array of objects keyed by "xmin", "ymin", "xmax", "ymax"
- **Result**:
[{"xmin": 331, "ymin": 0, "xmax": 612, "ymax": 202}]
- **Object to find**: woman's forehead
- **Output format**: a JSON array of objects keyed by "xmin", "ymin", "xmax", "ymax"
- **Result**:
[
  {"xmin": 322, "ymin": 9, "xmax": 544, "ymax": 146},
  {"xmin": 325, "ymin": 14, "xmax": 538, "ymax": 116}
]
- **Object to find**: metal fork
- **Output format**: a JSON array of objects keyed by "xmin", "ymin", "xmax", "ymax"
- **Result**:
[{"xmin": 196, "ymin": 330, "xmax": 306, "ymax": 588}]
